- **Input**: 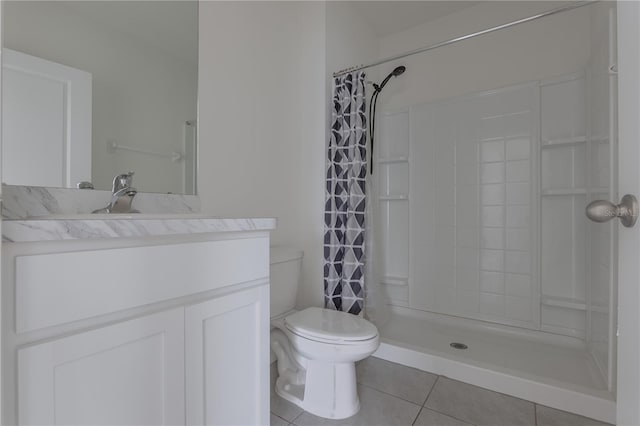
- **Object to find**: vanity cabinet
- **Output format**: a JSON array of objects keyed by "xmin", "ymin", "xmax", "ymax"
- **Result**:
[
  {"xmin": 2, "ymin": 228, "xmax": 272, "ymax": 426},
  {"xmin": 18, "ymin": 308, "xmax": 185, "ymax": 426},
  {"xmin": 186, "ymin": 285, "xmax": 270, "ymax": 426}
]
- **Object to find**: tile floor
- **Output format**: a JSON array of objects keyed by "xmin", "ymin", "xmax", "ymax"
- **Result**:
[{"xmin": 270, "ymin": 357, "xmax": 613, "ymax": 426}]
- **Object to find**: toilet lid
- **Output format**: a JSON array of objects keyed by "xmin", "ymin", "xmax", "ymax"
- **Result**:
[{"xmin": 284, "ymin": 307, "xmax": 378, "ymax": 342}]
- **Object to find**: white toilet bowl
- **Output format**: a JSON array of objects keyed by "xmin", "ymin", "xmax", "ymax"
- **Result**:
[{"xmin": 270, "ymin": 307, "xmax": 379, "ymax": 419}]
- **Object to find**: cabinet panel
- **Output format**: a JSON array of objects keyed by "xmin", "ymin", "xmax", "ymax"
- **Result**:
[
  {"xmin": 16, "ymin": 236, "xmax": 269, "ymax": 333},
  {"xmin": 18, "ymin": 309, "xmax": 184, "ymax": 426},
  {"xmin": 186, "ymin": 285, "xmax": 269, "ymax": 426}
]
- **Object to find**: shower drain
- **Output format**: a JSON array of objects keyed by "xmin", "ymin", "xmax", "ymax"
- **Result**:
[{"xmin": 450, "ymin": 342, "xmax": 468, "ymax": 350}]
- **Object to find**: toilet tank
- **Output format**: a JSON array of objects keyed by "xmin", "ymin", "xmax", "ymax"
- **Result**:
[{"xmin": 270, "ymin": 246, "xmax": 304, "ymax": 318}]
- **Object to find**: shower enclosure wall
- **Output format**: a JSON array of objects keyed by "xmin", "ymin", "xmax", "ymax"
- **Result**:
[{"xmin": 369, "ymin": 2, "xmax": 616, "ymax": 422}]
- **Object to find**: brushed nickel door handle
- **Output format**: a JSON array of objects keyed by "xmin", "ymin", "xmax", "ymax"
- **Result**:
[{"xmin": 586, "ymin": 194, "xmax": 639, "ymax": 228}]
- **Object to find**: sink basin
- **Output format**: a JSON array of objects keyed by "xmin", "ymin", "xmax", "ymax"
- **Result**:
[{"xmin": 20, "ymin": 213, "xmax": 215, "ymax": 221}]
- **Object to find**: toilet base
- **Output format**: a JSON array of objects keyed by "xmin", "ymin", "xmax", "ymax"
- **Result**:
[{"xmin": 275, "ymin": 360, "xmax": 360, "ymax": 420}]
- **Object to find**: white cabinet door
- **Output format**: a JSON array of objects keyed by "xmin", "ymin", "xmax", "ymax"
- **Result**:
[
  {"xmin": 186, "ymin": 285, "xmax": 270, "ymax": 426},
  {"xmin": 17, "ymin": 309, "xmax": 185, "ymax": 426}
]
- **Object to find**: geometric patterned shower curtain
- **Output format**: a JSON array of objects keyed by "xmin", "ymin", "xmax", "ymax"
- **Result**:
[{"xmin": 323, "ymin": 71, "xmax": 367, "ymax": 315}]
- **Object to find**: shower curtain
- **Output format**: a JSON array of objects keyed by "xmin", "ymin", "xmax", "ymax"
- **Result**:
[{"xmin": 324, "ymin": 71, "xmax": 367, "ymax": 315}]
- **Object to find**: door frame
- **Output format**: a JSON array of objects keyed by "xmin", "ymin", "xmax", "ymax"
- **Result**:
[{"xmin": 616, "ymin": 1, "xmax": 640, "ymax": 425}]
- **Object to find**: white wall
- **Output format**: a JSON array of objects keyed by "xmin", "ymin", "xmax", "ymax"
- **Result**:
[
  {"xmin": 377, "ymin": 1, "xmax": 591, "ymax": 109},
  {"xmin": 3, "ymin": 1, "xmax": 197, "ymax": 194},
  {"xmin": 198, "ymin": 1, "xmax": 379, "ymax": 310},
  {"xmin": 198, "ymin": 1, "xmax": 326, "ymax": 309},
  {"xmin": 326, "ymin": 2, "xmax": 380, "ymax": 83}
]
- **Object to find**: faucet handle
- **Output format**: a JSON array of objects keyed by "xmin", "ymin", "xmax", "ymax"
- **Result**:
[
  {"xmin": 112, "ymin": 171, "xmax": 135, "ymax": 192},
  {"xmin": 77, "ymin": 181, "xmax": 94, "ymax": 189}
]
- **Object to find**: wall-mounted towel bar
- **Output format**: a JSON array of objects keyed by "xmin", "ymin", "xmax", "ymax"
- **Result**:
[{"xmin": 107, "ymin": 140, "xmax": 182, "ymax": 163}]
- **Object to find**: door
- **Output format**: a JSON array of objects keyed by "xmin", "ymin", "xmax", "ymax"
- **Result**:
[
  {"xmin": 0, "ymin": 6, "xmax": 4, "ymax": 424},
  {"xmin": 616, "ymin": 2, "xmax": 640, "ymax": 425},
  {"xmin": 1, "ymin": 48, "xmax": 91, "ymax": 187},
  {"xmin": 17, "ymin": 309, "xmax": 185, "ymax": 426},
  {"xmin": 185, "ymin": 285, "xmax": 270, "ymax": 426}
]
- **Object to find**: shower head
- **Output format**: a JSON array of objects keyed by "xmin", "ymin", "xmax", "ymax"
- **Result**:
[
  {"xmin": 375, "ymin": 66, "xmax": 406, "ymax": 92},
  {"xmin": 369, "ymin": 65, "xmax": 406, "ymax": 175},
  {"xmin": 391, "ymin": 65, "xmax": 407, "ymax": 76}
]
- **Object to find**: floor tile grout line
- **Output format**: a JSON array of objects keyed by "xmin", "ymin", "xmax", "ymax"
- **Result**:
[
  {"xmin": 420, "ymin": 376, "xmax": 536, "ymax": 426},
  {"xmin": 270, "ymin": 397, "xmax": 304, "ymax": 424},
  {"xmin": 415, "ymin": 376, "xmax": 480, "ymax": 426},
  {"xmin": 437, "ymin": 374, "xmax": 537, "ymax": 405},
  {"xmin": 357, "ymin": 381, "xmax": 426, "ymax": 408},
  {"xmin": 421, "ymin": 375, "xmax": 440, "ymax": 407},
  {"xmin": 421, "ymin": 405, "xmax": 480, "ymax": 426},
  {"xmin": 285, "ymin": 383, "xmax": 427, "ymax": 425},
  {"xmin": 271, "ymin": 412, "xmax": 292, "ymax": 424},
  {"xmin": 291, "ymin": 409, "xmax": 305, "ymax": 424},
  {"xmin": 421, "ymin": 377, "xmax": 485, "ymax": 426},
  {"xmin": 411, "ymin": 406, "xmax": 424, "ymax": 426},
  {"xmin": 269, "ymin": 402, "xmax": 304, "ymax": 424}
]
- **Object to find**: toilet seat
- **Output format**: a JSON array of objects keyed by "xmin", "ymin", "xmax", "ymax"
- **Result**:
[{"xmin": 284, "ymin": 307, "xmax": 378, "ymax": 344}]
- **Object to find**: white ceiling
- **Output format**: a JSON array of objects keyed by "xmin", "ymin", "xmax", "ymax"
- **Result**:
[{"xmin": 349, "ymin": 1, "xmax": 480, "ymax": 38}]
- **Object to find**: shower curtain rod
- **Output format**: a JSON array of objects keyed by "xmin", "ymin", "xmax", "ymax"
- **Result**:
[{"xmin": 332, "ymin": 0, "xmax": 598, "ymax": 77}]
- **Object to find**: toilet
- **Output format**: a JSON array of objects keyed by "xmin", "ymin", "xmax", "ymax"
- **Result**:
[{"xmin": 270, "ymin": 246, "xmax": 380, "ymax": 420}]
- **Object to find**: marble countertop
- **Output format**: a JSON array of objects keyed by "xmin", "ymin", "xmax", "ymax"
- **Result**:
[
  {"xmin": 3, "ymin": 215, "xmax": 277, "ymax": 242},
  {"xmin": 1, "ymin": 184, "xmax": 201, "ymax": 219}
]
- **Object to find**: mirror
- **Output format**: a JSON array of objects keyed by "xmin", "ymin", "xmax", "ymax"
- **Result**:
[{"xmin": 2, "ymin": 1, "xmax": 198, "ymax": 194}]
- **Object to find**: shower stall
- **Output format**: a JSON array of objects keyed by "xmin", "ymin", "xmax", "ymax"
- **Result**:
[{"xmin": 352, "ymin": 2, "xmax": 618, "ymax": 422}]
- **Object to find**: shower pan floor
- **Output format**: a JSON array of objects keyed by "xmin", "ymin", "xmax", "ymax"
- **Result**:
[{"xmin": 373, "ymin": 307, "xmax": 616, "ymax": 424}]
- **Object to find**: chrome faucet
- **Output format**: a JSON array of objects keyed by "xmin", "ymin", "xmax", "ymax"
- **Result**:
[{"xmin": 93, "ymin": 172, "xmax": 139, "ymax": 214}]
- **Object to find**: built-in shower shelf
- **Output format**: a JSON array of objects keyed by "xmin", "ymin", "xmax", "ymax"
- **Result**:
[
  {"xmin": 382, "ymin": 276, "xmax": 409, "ymax": 286},
  {"xmin": 541, "ymin": 188, "xmax": 608, "ymax": 196},
  {"xmin": 541, "ymin": 296, "xmax": 587, "ymax": 311},
  {"xmin": 542, "ymin": 136, "xmax": 586, "ymax": 146},
  {"xmin": 540, "ymin": 324, "xmax": 586, "ymax": 339},
  {"xmin": 541, "ymin": 136, "xmax": 609, "ymax": 148},
  {"xmin": 378, "ymin": 157, "xmax": 409, "ymax": 164},
  {"xmin": 381, "ymin": 276, "xmax": 409, "ymax": 306},
  {"xmin": 379, "ymin": 195, "xmax": 409, "ymax": 201},
  {"xmin": 590, "ymin": 305, "xmax": 610, "ymax": 314}
]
